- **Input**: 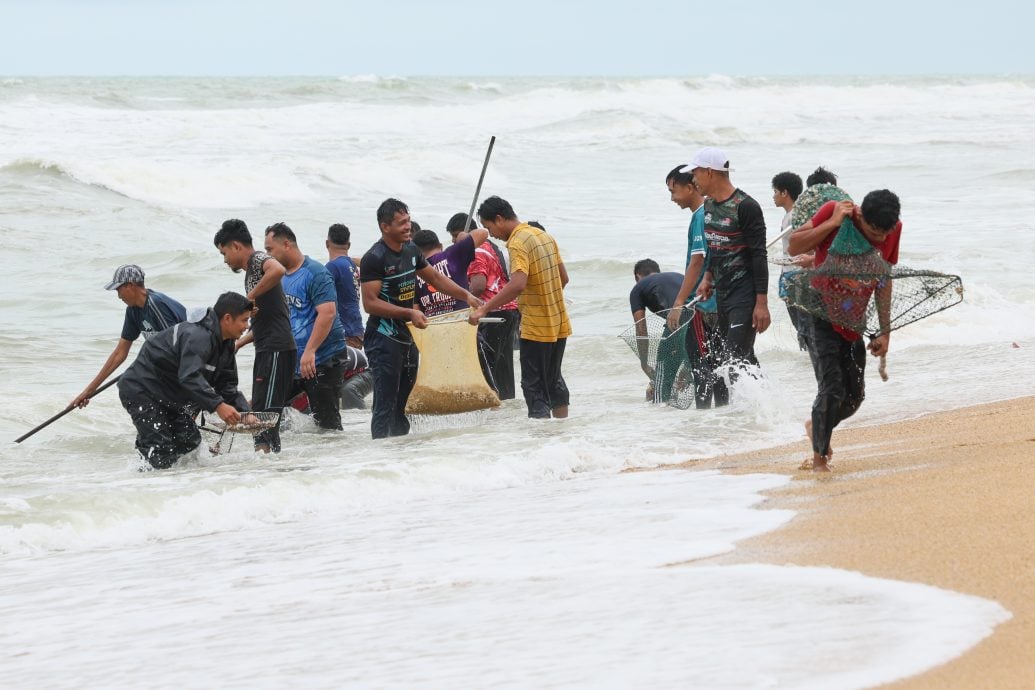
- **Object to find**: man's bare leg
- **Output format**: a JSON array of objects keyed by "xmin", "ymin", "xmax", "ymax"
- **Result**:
[
  {"xmin": 801, "ymin": 419, "xmax": 833, "ymax": 470},
  {"xmin": 552, "ymin": 405, "xmax": 569, "ymax": 419},
  {"xmin": 800, "ymin": 420, "xmax": 814, "ymax": 470}
]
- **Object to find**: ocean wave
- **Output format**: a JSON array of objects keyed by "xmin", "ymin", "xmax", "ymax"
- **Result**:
[
  {"xmin": 0, "ymin": 155, "xmax": 315, "ymax": 209},
  {"xmin": 0, "ymin": 434, "xmax": 652, "ymax": 556},
  {"xmin": 337, "ymin": 74, "xmax": 410, "ymax": 87},
  {"xmin": 3, "ymin": 76, "xmax": 1033, "ymax": 152},
  {"xmin": 0, "ymin": 157, "xmax": 70, "ymax": 178},
  {"xmin": 457, "ymin": 81, "xmax": 504, "ymax": 93},
  {"xmin": 984, "ymin": 167, "xmax": 1035, "ymax": 182}
]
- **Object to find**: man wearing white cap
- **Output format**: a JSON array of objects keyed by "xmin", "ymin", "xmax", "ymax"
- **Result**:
[
  {"xmin": 71, "ymin": 265, "xmax": 187, "ymax": 409},
  {"xmin": 683, "ymin": 147, "xmax": 770, "ymax": 404}
]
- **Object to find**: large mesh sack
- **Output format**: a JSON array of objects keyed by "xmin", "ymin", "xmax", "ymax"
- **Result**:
[
  {"xmin": 771, "ymin": 184, "xmax": 854, "ymax": 268},
  {"xmin": 405, "ymin": 310, "xmax": 501, "ymax": 415},
  {"xmin": 618, "ymin": 308, "xmax": 695, "ymax": 409},
  {"xmin": 790, "ymin": 184, "xmax": 852, "ymax": 229}
]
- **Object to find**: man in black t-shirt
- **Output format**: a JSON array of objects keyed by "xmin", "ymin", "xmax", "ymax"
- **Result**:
[
  {"xmin": 684, "ymin": 147, "xmax": 770, "ymax": 405},
  {"xmin": 214, "ymin": 219, "xmax": 298, "ymax": 453},
  {"xmin": 360, "ymin": 198, "xmax": 483, "ymax": 439},
  {"xmin": 630, "ymin": 259, "xmax": 687, "ymax": 403}
]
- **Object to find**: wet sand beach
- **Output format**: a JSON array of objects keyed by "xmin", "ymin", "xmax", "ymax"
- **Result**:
[{"xmin": 682, "ymin": 396, "xmax": 1035, "ymax": 690}]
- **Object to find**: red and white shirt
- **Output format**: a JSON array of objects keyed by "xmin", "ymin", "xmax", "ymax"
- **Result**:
[{"xmin": 468, "ymin": 241, "xmax": 518, "ymax": 311}]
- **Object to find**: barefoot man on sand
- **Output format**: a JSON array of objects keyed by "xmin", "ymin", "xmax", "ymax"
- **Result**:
[{"xmin": 788, "ymin": 189, "xmax": 902, "ymax": 472}]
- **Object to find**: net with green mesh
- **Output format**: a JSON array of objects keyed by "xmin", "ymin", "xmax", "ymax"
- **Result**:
[
  {"xmin": 769, "ymin": 184, "xmax": 854, "ymax": 268},
  {"xmin": 790, "ymin": 183, "xmax": 852, "ymax": 229},
  {"xmin": 618, "ymin": 308, "xmax": 696, "ymax": 409},
  {"xmin": 784, "ymin": 220, "xmax": 964, "ymax": 342}
]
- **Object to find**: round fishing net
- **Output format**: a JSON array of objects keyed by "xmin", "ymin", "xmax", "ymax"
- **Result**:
[{"xmin": 785, "ymin": 222, "xmax": 964, "ymax": 341}]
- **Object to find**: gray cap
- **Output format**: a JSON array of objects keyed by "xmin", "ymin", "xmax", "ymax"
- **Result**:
[{"xmin": 104, "ymin": 264, "xmax": 146, "ymax": 290}]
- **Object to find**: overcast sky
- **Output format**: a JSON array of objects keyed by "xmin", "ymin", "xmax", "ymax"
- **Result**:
[{"xmin": 3, "ymin": 0, "xmax": 1032, "ymax": 76}]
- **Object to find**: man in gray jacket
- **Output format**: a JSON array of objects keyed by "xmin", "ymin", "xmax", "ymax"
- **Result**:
[{"xmin": 118, "ymin": 292, "xmax": 253, "ymax": 469}]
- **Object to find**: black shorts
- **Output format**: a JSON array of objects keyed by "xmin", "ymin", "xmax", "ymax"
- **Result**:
[{"xmin": 252, "ymin": 348, "xmax": 297, "ymax": 452}]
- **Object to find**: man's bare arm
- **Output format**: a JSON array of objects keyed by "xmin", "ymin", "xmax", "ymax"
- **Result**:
[{"xmin": 248, "ymin": 256, "xmax": 287, "ymax": 300}]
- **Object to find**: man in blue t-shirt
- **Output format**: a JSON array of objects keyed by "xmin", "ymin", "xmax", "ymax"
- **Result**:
[
  {"xmin": 265, "ymin": 223, "xmax": 347, "ymax": 430},
  {"xmin": 664, "ymin": 165, "xmax": 723, "ymax": 409},
  {"xmin": 72, "ymin": 264, "xmax": 187, "ymax": 409},
  {"xmin": 360, "ymin": 198, "xmax": 484, "ymax": 439},
  {"xmin": 325, "ymin": 223, "xmax": 365, "ymax": 349}
]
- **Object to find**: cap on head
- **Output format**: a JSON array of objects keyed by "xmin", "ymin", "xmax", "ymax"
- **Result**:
[
  {"xmin": 679, "ymin": 147, "xmax": 733, "ymax": 174},
  {"xmin": 104, "ymin": 264, "xmax": 145, "ymax": 291}
]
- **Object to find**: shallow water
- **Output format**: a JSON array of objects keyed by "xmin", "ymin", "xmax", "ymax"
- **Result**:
[{"xmin": 1, "ymin": 75, "xmax": 1031, "ymax": 687}]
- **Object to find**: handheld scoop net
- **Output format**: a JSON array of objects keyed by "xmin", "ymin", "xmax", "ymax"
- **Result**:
[
  {"xmin": 405, "ymin": 309, "xmax": 501, "ymax": 415},
  {"xmin": 197, "ymin": 411, "xmax": 281, "ymax": 455},
  {"xmin": 204, "ymin": 411, "xmax": 281, "ymax": 433},
  {"xmin": 618, "ymin": 306, "xmax": 697, "ymax": 409},
  {"xmin": 784, "ymin": 219, "xmax": 964, "ymax": 379}
]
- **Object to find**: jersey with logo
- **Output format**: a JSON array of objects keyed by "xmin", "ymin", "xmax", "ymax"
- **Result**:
[
  {"xmin": 702, "ymin": 189, "xmax": 768, "ymax": 308},
  {"xmin": 281, "ymin": 255, "xmax": 345, "ymax": 370},
  {"xmin": 121, "ymin": 289, "xmax": 187, "ymax": 341},
  {"xmin": 416, "ymin": 235, "xmax": 475, "ymax": 317},
  {"xmin": 359, "ymin": 239, "xmax": 429, "ymax": 341}
]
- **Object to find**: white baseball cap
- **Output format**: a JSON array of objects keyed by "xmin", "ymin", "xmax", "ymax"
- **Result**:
[{"xmin": 679, "ymin": 147, "xmax": 734, "ymax": 174}]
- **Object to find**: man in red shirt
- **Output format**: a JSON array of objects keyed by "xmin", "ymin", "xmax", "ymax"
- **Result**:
[
  {"xmin": 788, "ymin": 189, "xmax": 902, "ymax": 472},
  {"xmin": 467, "ymin": 232, "xmax": 520, "ymax": 399},
  {"xmin": 447, "ymin": 211, "xmax": 520, "ymax": 400}
]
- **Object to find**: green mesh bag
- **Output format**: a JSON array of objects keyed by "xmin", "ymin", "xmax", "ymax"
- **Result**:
[
  {"xmin": 790, "ymin": 184, "xmax": 852, "ymax": 229},
  {"xmin": 618, "ymin": 308, "xmax": 695, "ymax": 409}
]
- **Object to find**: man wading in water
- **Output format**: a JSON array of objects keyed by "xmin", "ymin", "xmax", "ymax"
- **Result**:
[
  {"xmin": 685, "ymin": 148, "xmax": 770, "ymax": 404},
  {"xmin": 117, "ymin": 292, "xmax": 253, "ymax": 470}
]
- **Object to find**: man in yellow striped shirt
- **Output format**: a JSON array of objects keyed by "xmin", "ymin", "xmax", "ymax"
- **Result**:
[{"xmin": 469, "ymin": 196, "xmax": 571, "ymax": 419}]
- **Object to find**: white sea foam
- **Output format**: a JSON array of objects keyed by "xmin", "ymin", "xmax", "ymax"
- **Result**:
[{"xmin": 0, "ymin": 471, "xmax": 1009, "ymax": 689}]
